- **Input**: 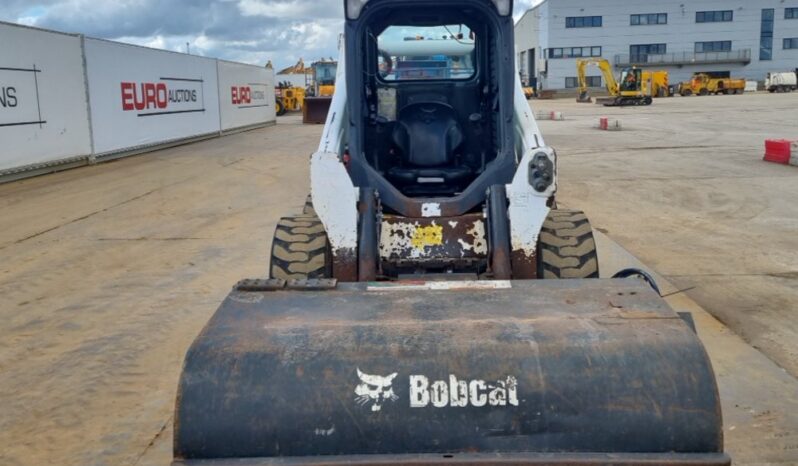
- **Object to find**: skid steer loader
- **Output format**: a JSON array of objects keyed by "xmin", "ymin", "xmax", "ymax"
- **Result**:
[{"xmin": 172, "ymin": 1, "xmax": 728, "ymax": 464}]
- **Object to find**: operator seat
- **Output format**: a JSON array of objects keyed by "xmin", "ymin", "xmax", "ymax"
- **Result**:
[{"xmin": 388, "ymin": 102, "xmax": 471, "ymax": 188}]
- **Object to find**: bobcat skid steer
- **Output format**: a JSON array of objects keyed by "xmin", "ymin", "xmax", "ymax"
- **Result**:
[{"xmin": 172, "ymin": 0, "xmax": 728, "ymax": 464}]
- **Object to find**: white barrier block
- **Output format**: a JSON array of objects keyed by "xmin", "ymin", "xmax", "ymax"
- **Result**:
[
  {"xmin": 597, "ymin": 117, "xmax": 622, "ymax": 131},
  {"xmin": 534, "ymin": 111, "xmax": 565, "ymax": 121}
]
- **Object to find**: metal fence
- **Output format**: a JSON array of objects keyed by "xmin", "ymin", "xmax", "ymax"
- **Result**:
[{"xmin": 615, "ymin": 49, "xmax": 752, "ymax": 67}]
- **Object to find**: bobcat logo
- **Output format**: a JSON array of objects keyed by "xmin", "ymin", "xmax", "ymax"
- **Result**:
[{"xmin": 354, "ymin": 368, "xmax": 398, "ymax": 412}]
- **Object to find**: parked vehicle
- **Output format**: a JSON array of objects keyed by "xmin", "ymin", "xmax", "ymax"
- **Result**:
[
  {"xmin": 765, "ymin": 72, "xmax": 797, "ymax": 93},
  {"xmin": 644, "ymin": 70, "xmax": 671, "ymax": 97},
  {"xmin": 679, "ymin": 74, "xmax": 745, "ymax": 96}
]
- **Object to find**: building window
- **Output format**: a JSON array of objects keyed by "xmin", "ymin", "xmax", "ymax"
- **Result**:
[
  {"xmin": 565, "ymin": 76, "xmax": 601, "ymax": 88},
  {"xmin": 631, "ymin": 13, "xmax": 667, "ymax": 25},
  {"xmin": 785, "ymin": 38, "xmax": 798, "ymax": 49},
  {"xmin": 695, "ymin": 41, "xmax": 732, "ymax": 53},
  {"xmin": 548, "ymin": 46, "xmax": 602, "ymax": 59},
  {"xmin": 786, "ymin": 8, "xmax": 798, "ymax": 19},
  {"xmin": 566, "ymin": 16, "xmax": 602, "ymax": 28},
  {"xmin": 761, "ymin": 9, "xmax": 774, "ymax": 60},
  {"xmin": 696, "ymin": 10, "xmax": 733, "ymax": 23},
  {"xmin": 630, "ymin": 44, "xmax": 667, "ymax": 62}
]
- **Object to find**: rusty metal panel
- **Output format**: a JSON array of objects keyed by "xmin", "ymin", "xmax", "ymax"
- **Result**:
[
  {"xmin": 174, "ymin": 279, "xmax": 724, "ymax": 461},
  {"xmin": 380, "ymin": 213, "xmax": 487, "ymax": 263},
  {"xmin": 303, "ymin": 97, "xmax": 332, "ymax": 124},
  {"xmin": 175, "ymin": 451, "xmax": 731, "ymax": 465}
]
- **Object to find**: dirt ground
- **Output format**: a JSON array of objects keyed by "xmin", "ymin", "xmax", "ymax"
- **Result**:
[
  {"xmin": 0, "ymin": 92, "xmax": 796, "ymax": 465},
  {"xmin": 532, "ymin": 92, "xmax": 798, "ymax": 379}
]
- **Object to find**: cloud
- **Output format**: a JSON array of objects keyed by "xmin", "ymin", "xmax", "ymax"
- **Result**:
[{"xmin": 0, "ymin": 0, "xmax": 539, "ymax": 69}]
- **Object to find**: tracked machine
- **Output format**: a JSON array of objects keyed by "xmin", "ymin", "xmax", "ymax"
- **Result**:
[
  {"xmin": 173, "ymin": 1, "xmax": 728, "ymax": 464},
  {"xmin": 575, "ymin": 58, "xmax": 653, "ymax": 106}
]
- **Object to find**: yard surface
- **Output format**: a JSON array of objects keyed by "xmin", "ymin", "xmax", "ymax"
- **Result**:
[{"xmin": 1, "ymin": 92, "xmax": 797, "ymax": 465}]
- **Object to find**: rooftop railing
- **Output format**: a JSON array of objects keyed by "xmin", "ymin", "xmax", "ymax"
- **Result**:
[{"xmin": 614, "ymin": 49, "xmax": 752, "ymax": 67}]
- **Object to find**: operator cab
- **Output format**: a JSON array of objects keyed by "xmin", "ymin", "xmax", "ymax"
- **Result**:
[
  {"xmin": 619, "ymin": 68, "xmax": 643, "ymax": 92},
  {"xmin": 359, "ymin": 8, "xmax": 500, "ymax": 198}
]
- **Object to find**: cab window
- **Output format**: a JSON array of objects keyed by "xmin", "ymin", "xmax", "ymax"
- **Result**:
[{"xmin": 377, "ymin": 25, "xmax": 476, "ymax": 81}]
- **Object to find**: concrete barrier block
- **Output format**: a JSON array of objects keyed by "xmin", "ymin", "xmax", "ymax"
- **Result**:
[
  {"xmin": 764, "ymin": 139, "xmax": 792, "ymax": 165},
  {"xmin": 597, "ymin": 117, "xmax": 622, "ymax": 131},
  {"xmin": 535, "ymin": 111, "xmax": 565, "ymax": 121}
]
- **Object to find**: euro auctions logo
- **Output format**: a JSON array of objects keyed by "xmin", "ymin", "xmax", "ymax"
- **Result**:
[
  {"xmin": 231, "ymin": 83, "xmax": 269, "ymax": 108},
  {"xmin": 121, "ymin": 77, "xmax": 205, "ymax": 117}
]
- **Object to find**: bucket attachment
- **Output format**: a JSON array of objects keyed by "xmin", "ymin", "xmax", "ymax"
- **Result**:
[
  {"xmin": 303, "ymin": 96, "xmax": 332, "ymax": 124},
  {"xmin": 173, "ymin": 279, "xmax": 728, "ymax": 465}
]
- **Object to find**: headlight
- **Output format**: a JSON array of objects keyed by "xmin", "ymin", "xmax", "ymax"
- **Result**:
[{"xmin": 529, "ymin": 152, "xmax": 553, "ymax": 193}]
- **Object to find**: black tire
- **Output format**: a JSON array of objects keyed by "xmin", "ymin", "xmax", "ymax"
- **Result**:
[
  {"xmin": 643, "ymin": 96, "xmax": 653, "ymax": 105},
  {"xmin": 302, "ymin": 194, "xmax": 316, "ymax": 215},
  {"xmin": 698, "ymin": 88, "xmax": 709, "ymax": 96},
  {"xmin": 681, "ymin": 89, "xmax": 692, "ymax": 97},
  {"xmin": 538, "ymin": 209, "xmax": 599, "ymax": 279},
  {"xmin": 276, "ymin": 99, "xmax": 287, "ymax": 116},
  {"xmin": 269, "ymin": 214, "xmax": 331, "ymax": 280}
]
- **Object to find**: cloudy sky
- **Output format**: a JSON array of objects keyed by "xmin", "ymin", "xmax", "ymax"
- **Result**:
[{"xmin": 1, "ymin": 0, "xmax": 540, "ymax": 70}]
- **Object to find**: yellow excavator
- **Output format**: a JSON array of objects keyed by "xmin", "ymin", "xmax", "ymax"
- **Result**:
[{"xmin": 576, "ymin": 58, "xmax": 653, "ymax": 106}]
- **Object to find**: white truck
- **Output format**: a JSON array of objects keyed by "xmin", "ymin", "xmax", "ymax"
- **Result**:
[{"xmin": 766, "ymin": 72, "xmax": 797, "ymax": 93}]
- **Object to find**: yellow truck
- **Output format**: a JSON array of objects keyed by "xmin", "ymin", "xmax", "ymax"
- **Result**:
[
  {"xmin": 644, "ymin": 71, "xmax": 671, "ymax": 97},
  {"xmin": 679, "ymin": 74, "xmax": 745, "ymax": 96}
]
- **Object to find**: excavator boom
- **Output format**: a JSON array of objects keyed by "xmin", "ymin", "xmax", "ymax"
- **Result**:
[{"xmin": 576, "ymin": 58, "xmax": 619, "ymax": 103}]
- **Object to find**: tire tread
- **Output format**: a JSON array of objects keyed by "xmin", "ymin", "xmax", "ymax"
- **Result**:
[
  {"xmin": 538, "ymin": 209, "xmax": 599, "ymax": 279},
  {"xmin": 270, "ymin": 214, "xmax": 331, "ymax": 279}
]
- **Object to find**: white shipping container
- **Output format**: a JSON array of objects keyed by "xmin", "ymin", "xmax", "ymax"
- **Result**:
[
  {"xmin": 84, "ymin": 38, "xmax": 221, "ymax": 156},
  {"xmin": 217, "ymin": 60, "xmax": 275, "ymax": 132},
  {"xmin": 0, "ymin": 22, "xmax": 92, "ymax": 171}
]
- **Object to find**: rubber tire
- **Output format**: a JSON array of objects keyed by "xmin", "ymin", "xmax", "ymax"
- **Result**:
[
  {"xmin": 276, "ymin": 99, "xmax": 287, "ymax": 116},
  {"xmin": 302, "ymin": 194, "xmax": 316, "ymax": 216},
  {"xmin": 698, "ymin": 88, "xmax": 709, "ymax": 96},
  {"xmin": 643, "ymin": 96, "xmax": 653, "ymax": 105},
  {"xmin": 538, "ymin": 209, "xmax": 599, "ymax": 279},
  {"xmin": 269, "ymin": 214, "xmax": 331, "ymax": 280},
  {"xmin": 681, "ymin": 89, "xmax": 692, "ymax": 97}
]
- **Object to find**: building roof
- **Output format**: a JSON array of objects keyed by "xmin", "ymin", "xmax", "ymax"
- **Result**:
[{"xmin": 514, "ymin": 0, "xmax": 546, "ymax": 27}]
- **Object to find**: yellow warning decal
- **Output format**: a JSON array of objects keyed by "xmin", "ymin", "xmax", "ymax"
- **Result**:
[{"xmin": 411, "ymin": 224, "xmax": 443, "ymax": 250}]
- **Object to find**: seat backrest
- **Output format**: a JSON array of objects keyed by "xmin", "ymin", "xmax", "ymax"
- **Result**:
[{"xmin": 392, "ymin": 102, "xmax": 463, "ymax": 167}]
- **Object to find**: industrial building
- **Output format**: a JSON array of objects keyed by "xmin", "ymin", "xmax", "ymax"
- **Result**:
[{"xmin": 515, "ymin": 0, "xmax": 798, "ymax": 90}]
